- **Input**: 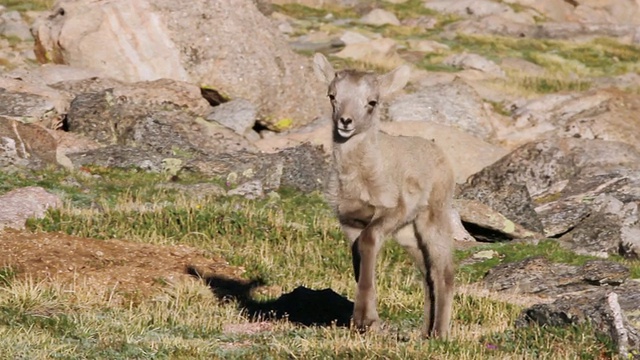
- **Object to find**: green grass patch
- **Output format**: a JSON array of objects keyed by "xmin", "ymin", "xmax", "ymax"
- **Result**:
[
  {"xmin": 447, "ymin": 34, "xmax": 640, "ymax": 78},
  {"xmin": 455, "ymin": 239, "xmax": 607, "ymax": 283},
  {"xmin": 0, "ymin": 166, "xmax": 224, "ymax": 209}
]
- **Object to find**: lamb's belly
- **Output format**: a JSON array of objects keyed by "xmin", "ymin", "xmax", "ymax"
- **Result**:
[{"xmin": 337, "ymin": 198, "xmax": 375, "ymax": 225}]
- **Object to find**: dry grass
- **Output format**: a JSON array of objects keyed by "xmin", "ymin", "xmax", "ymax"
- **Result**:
[
  {"xmin": 0, "ymin": 273, "xmax": 614, "ymax": 359},
  {"xmin": 0, "ymin": 167, "xmax": 617, "ymax": 359}
]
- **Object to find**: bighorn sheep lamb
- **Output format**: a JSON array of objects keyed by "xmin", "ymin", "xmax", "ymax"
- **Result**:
[{"xmin": 313, "ymin": 53, "xmax": 456, "ymax": 338}]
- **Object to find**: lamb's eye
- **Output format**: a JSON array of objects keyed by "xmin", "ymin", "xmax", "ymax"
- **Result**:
[
  {"xmin": 368, "ymin": 100, "xmax": 378, "ymax": 107},
  {"xmin": 328, "ymin": 94, "xmax": 336, "ymax": 101}
]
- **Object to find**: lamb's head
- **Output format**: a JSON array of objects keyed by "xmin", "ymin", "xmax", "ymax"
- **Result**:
[{"xmin": 313, "ymin": 53, "xmax": 410, "ymax": 142}]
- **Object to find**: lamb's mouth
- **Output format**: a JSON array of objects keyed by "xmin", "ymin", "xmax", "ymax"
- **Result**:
[{"xmin": 337, "ymin": 127, "xmax": 355, "ymax": 138}]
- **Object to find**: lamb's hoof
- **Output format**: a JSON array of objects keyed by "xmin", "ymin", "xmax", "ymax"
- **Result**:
[{"xmin": 352, "ymin": 317, "xmax": 382, "ymax": 333}]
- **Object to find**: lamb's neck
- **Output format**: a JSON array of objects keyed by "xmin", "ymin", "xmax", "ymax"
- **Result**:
[
  {"xmin": 333, "ymin": 130, "xmax": 381, "ymax": 171},
  {"xmin": 332, "ymin": 129, "xmax": 397, "ymax": 207},
  {"xmin": 333, "ymin": 129, "xmax": 384, "ymax": 188}
]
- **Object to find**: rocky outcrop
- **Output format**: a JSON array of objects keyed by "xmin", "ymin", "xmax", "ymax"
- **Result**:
[
  {"xmin": 31, "ymin": 0, "xmax": 327, "ymax": 129},
  {"xmin": 503, "ymin": 89, "xmax": 640, "ymax": 152},
  {"xmin": 485, "ymin": 257, "xmax": 632, "ymax": 296},
  {"xmin": 485, "ymin": 256, "xmax": 640, "ymax": 358},
  {"xmin": 458, "ymin": 137, "xmax": 640, "ymax": 257},
  {"xmin": 68, "ymin": 143, "xmax": 329, "ymax": 194},
  {"xmin": 63, "ymin": 78, "xmax": 241, "ymax": 153},
  {"xmin": 519, "ymin": 290, "xmax": 640, "ymax": 359},
  {"xmin": 427, "ymin": 0, "xmax": 640, "ymax": 41},
  {"xmin": 0, "ymin": 75, "xmax": 70, "ymax": 124}
]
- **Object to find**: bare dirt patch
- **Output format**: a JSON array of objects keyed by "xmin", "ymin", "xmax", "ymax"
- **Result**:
[{"xmin": 0, "ymin": 229, "xmax": 242, "ymax": 296}]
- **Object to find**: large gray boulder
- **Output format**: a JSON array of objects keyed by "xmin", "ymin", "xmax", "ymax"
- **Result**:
[
  {"xmin": 0, "ymin": 117, "xmax": 59, "ymax": 171},
  {"xmin": 459, "ymin": 137, "xmax": 640, "ymax": 257},
  {"xmin": 32, "ymin": 0, "xmax": 327, "ymax": 129},
  {"xmin": 388, "ymin": 78, "xmax": 499, "ymax": 141},
  {"xmin": 0, "ymin": 186, "xmax": 62, "ymax": 230},
  {"xmin": 189, "ymin": 143, "xmax": 330, "ymax": 193},
  {"xmin": 0, "ymin": 10, "xmax": 32, "ymax": 41}
]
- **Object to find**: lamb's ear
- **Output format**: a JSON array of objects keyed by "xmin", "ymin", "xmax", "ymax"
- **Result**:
[
  {"xmin": 313, "ymin": 53, "xmax": 336, "ymax": 84},
  {"xmin": 378, "ymin": 65, "xmax": 410, "ymax": 97}
]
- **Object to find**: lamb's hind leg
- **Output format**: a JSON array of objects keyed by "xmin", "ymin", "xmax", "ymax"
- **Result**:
[
  {"xmin": 398, "ymin": 212, "xmax": 454, "ymax": 338},
  {"xmin": 417, "ymin": 211, "xmax": 454, "ymax": 338}
]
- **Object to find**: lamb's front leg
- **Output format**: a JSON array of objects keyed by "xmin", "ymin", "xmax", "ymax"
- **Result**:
[
  {"xmin": 352, "ymin": 222, "xmax": 383, "ymax": 331},
  {"xmin": 352, "ymin": 212, "xmax": 403, "ymax": 331},
  {"xmin": 339, "ymin": 219, "xmax": 367, "ymax": 283}
]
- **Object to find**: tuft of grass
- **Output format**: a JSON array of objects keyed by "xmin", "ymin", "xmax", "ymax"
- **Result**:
[
  {"xmin": 324, "ymin": 55, "xmax": 401, "ymax": 74},
  {"xmin": 0, "ymin": 34, "xmax": 24, "ymax": 47},
  {"xmin": 0, "ymin": 267, "xmax": 16, "ymax": 287},
  {"xmin": 0, "ymin": 0, "xmax": 54, "ymax": 12},
  {"xmin": 272, "ymin": 3, "xmax": 329, "ymax": 18},
  {"xmin": 416, "ymin": 51, "xmax": 459, "ymax": 73},
  {"xmin": 482, "ymin": 323, "xmax": 616, "ymax": 359},
  {"xmin": 380, "ymin": 0, "xmax": 438, "ymax": 20},
  {"xmin": 381, "ymin": 24, "xmax": 429, "ymax": 39},
  {"xmin": 609, "ymin": 255, "xmax": 640, "ymax": 279},
  {"xmin": 272, "ymin": 3, "xmax": 357, "ymax": 20},
  {"xmin": 558, "ymin": 37, "xmax": 640, "ymax": 69},
  {"xmin": 488, "ymin": 100, "xmax": 512, "ymax": 116},
  {"xmin": 498, "ymin": 0, "xmax": 530, "ymax": 14},
  {"xmin": 517, "ymin": 76, "xmax": 592, "ymax": 93}
]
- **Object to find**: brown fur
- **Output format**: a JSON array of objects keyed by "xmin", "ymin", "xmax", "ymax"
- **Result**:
[{"xmin": 313, "ymin": 53, "xmax": 456, "ymax": 338}]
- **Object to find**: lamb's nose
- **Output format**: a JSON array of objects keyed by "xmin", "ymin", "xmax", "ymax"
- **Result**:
[{"xmin": 340, "ymin": 117, "xmax": 352, "ymax": 126}]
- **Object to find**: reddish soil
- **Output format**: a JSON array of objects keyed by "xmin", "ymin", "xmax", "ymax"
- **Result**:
[{"xmin": 0, "ymin": 229, "xmax": 242, "ymax": 296}]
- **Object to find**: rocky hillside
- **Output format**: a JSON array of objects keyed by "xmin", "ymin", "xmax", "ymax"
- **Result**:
[{"xmin": 1, "ymin": 0, "xmax": 640, "ymax": 356}]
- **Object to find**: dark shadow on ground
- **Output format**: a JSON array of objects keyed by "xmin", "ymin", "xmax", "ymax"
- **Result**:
[{"xmin": 186, "ymin": 266, "xmax": 354, "ymax": 327}]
